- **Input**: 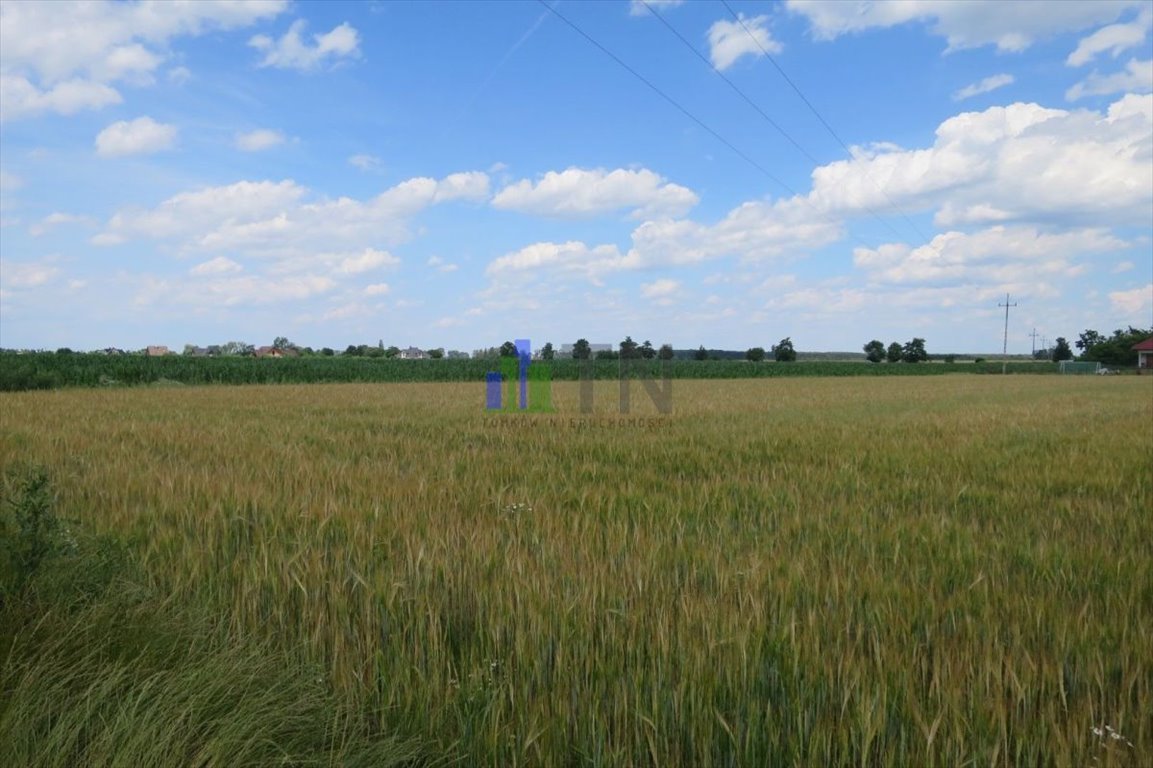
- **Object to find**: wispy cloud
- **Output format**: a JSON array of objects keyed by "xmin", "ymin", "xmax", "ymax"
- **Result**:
[{"xmin": 953, "ymin": 73, "xmax": 1014, "ymax": 101}]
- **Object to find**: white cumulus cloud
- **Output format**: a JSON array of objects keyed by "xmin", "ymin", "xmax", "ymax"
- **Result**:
[
  {"xmin": 337, "ymin": 248, "xmax": 399, "ymax": 274},
  {"xmin": 0, "ymin": 74, "xmax": 122, "ymax": 121},
  {"xmin": 1, "ymin": 258, "xmax": 62, "ymax": 288},
  {"xmin": 249, "ymin": 20, "xmax": 360, "ymax": 71},
  {"xmin": 492, "ymin": 167, "xmax": 698, "ymax": 219},
  {"xmin": 641, "ymin": 278, "xmax": 680, "ymax": 303},
  {"xmin": 808, "ymin": 94, "xmax": 1153, "ymax": 229},
  {"xmin": 1067, "ymin": 11, "xmax": 1151, "ymax": 66},
  {"xmin": 95, "ymin": 116, "xmax": 177, "ymax": 156},
  {"xmin": 235, "ymin": 129, "xmax": 285, "ymax": 151},
  {"xmin": 852, "ymin": 226, "xmax": 1127, "ymax": 286},
  {"xmin": 786, "ymin": 0, "xmax": 1141, "ymax": 52},
  {"xmin": 29, "ymin": 212, "xmax": 91, "ymax": 236},
  {"xmin": 707, "ymin": 14, "xmax": 781, "ymax": 71},
  {"xmin": 1108, "ymin": 283, "xmax": 1153, "ymax": 316},
  {"xmin": 0, "ymin": 0, "xmax": 286, "ymax": 120},
  {"xmin": 1066, "ymin": 58, "xmax": 1153, "ymax": 100},
  {"xmin": 190, "ymin": 257, "xmax": 243, "ymax": 276}
]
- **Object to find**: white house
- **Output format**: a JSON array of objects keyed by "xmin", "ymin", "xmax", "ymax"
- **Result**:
[{"xmin": 1133, "ymin": 336, "xmax": 1153, "ymax": 370}]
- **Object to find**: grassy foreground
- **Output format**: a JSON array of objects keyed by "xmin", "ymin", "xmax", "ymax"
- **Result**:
[{"xmin": 1, "ymin": 376, "xmax": 1150, "ymax": 766}]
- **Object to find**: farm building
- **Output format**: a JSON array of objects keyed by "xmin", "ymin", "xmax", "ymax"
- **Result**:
[
  {"xmin": 1133, "ymin": 336, "xmax": 1153, "ymax": 370},
  {"xmin": 254, "ymin": 346, "xmax": 299, "ymax": 358}
]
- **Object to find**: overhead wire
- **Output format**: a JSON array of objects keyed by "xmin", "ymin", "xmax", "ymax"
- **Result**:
[
  {"xmin": 641, "ymin": 0, "xmax": 922, "ymax": 246},
  {"xmin": 538, "ymin": 0, "xmax": 910, "ymax": 258},
  {"xmin": 537, "ymin": 0, "xmax": 800, "ymax": 198},
  {"xmin": 718, "ymin": 0, "xmax": 937, "ymax": 246}
]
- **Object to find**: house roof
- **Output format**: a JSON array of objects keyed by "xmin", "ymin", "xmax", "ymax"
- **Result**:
[{"xmin": 1132, "ymin": 336, "xmax": 1153, "ymax": 352}]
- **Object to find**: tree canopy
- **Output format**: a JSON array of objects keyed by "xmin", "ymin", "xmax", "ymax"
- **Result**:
[
  {"xmin": 772, "ymin": 337, "xmax": 797, "ymax": 362},
  {"xmin": 1076, "ymin": 327, "xmax": 1151, "ymax": 366}
]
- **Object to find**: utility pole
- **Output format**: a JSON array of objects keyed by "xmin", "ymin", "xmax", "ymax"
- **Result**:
[
  {"xmin": 1029, "ymin": 328, "xmax": 1040, "ymax": 357},
  {"xmin": 999, "ymin": 293, "xmax": 1017, "ymax": 375}
]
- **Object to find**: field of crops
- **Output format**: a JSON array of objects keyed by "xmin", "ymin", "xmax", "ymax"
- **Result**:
[
  {"xmin": 1, "ymin": 375, "xmax": 1150, "ymax": 766},
  {"xmin": 0, "ymin": 350, "xmax": 1058, "ymax": 391}
]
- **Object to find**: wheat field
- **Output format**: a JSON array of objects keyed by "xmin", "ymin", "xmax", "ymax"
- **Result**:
[{"xmin": 1, "ymin": 375, "xmax": 1150, "ymax": 766}]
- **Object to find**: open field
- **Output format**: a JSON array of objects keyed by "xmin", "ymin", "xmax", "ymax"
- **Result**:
[{"xmin": 1, "ymin": 376, "xmax": 1151, "ymax": 766}]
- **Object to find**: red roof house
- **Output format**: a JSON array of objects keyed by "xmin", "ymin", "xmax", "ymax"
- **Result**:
[{"xmin": 1133, "ymin": 336, "xmax": 1153, "ymax": 370}]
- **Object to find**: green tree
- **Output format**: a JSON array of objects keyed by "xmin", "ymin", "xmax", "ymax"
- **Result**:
[
  {"xmin": 772, "ymin": 337, "xmax": 797, "ymax": 362},
  {"xmin": 272, "ymin": 336, "xmax": 294, "ymax": 351},
  {"xmin": 221, "ymin": 341, "xmax": 251, "ymax": 356},
  {"xmin": 886, "ymin": 342, "xmax": 903, "ymax": 363},
  {"xmin": 595, "ymin": 349, "xmax": 619, "ymax": 360},
  {"xmin": 572, "ymin": 339, "xmax": 591, "ymax": 360},
  {"xmin": 540, "ymin": 342, "xmax": 555, "ymax": 361},
  {"xmin": 745, "ymin": 347, "xmax": 766, "ymax": 362},
  {"xmin": 1051, "ymin": 337, "xmax": 1073, "ymax": 362},
  {"xmin": 658, "ymin": 344, "xmax": 675, "ymax": 361},
  {"xmin": 321, "ymin": 347, "xmax": 335, "ymax": 357},
  {"xmin": 693, "ymin": 345, "xmax": 708, "ymax": 361},
  {"xmin": 620, "ymin": 336, "xmax": 640, "ymax": 359},
  {"xmin": 863, "ymin": 339, "xmax": 886, "ymax": 363},
  {"xmin": 499, "ymin": 341, "xmax": 518, "ymax": 358},
  {"xmin": 901, "ymin": 337, "xmax": 928, "ymax": 363},
  {"xmin": 428, "ymin": 348, "xmax": 445, "ymax": 359},
  {"xmin": 384, "ymin": 346, "xmax": 400, "ymax": 359},
  {"xmin": 1075, "ymin": 330, "xmax": 1103, "ymax": 354},
  {"xmin": 1076, "ymin": 327, "xmax": 1151, "ymax": 366},
  {"xmin": 640, "ymin": 340, "xmax": 656, "ymax": 359}
]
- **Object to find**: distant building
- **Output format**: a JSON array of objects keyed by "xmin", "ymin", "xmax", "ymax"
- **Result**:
[
  {"xmin": 254, "ymin": 346, "xmax": 299, "ymax": 358},
  {"xmin": 146, "ymin": 345, "xmax": 170, "ymax": 356},
  {"xmin": 399, "ymin": 346, "xmax": 427, "ymax": 360},
  {"xmin": 1133, "ymin": 336, "xmax": 1153, "ymax": 370},
  {"xmin": 558, "ymin": 342, "xmax": 613, "ymax": 358}
]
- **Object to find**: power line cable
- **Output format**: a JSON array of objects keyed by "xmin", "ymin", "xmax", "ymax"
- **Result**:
[
  {"xmin": 539, "ymin": 0, "xmax": 907, "ymax": 259},
  {"xmin": 641, "ymin": 1, "xmax": 821, "ymax": 167},
  {"xmin": 720, "ymin": 0, "xmax": 935, "ymax": 246},
  {"xmin": 537, "ymin": 0, "xmax": 799, "ymax": 198},
  {"xmin": 641, "ymin": 0, "xmax": 921, "ymax": 246}
]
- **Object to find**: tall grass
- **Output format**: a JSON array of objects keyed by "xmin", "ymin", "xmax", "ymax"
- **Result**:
[
  {"xmin": 1, "ymin": 376, "xmax": 1149, "ymax": 765},
  {"xmin": 0, "ymin": 469, "xmax": 441, "ymax": 767}
]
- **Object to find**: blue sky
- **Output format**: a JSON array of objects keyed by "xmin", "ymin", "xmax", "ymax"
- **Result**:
[{"xmin": 1, "ymin": 0, "xmax": 1150, "ymax": 354}]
